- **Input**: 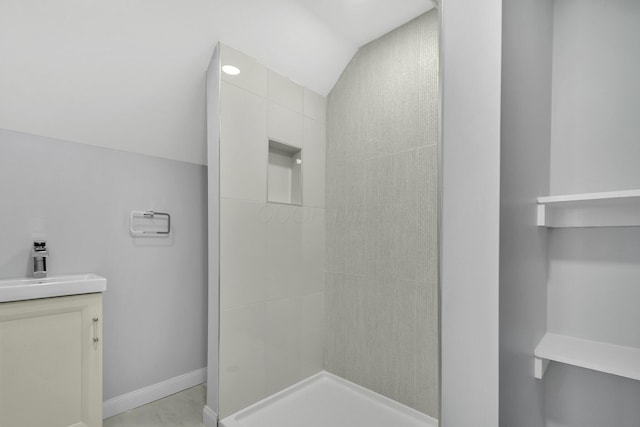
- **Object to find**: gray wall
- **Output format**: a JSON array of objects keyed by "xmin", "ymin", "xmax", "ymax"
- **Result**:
[
  {"xmin": 325, "ymin": 11, "xmax": 439, "ymax": 417},
  {"xmin": 0, "ymin": 129, "xmax": 208, "ymax": 402},
  {"xmin": 499, "ymin": 0, "xmax": 553, "ymax": 426},
  {"xmin": 550, "ymin": 0, "xmax": 640, "ymax": 195},
  {"xmin": 440, "ymin": 0, "xmax": 502, "ymax": 424},
  {"xmin": 545, "ymin": 0, "xmax": 640, "ymax": 425}
]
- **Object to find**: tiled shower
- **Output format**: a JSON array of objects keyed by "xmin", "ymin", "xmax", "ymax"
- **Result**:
[{"xmin": 213, "ymin": 9, "xmax": 440, "ymax": 425}]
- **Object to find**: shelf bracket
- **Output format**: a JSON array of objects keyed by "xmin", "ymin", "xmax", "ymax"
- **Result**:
[
  {"xmin": 536, "ymin": 204, "xmax": 546, "ymax": 227},
  {"xmin": 534, "ymin": 356, "xmax": 550, "ymax": 379}
]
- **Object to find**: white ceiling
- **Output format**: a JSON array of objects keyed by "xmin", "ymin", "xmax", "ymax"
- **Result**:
[
  {"xmin": 298, "ymin": 0, "xmax": 436, "ymax": 47},
  {"xmin": 0, "ymin": 0, "xmax": 435, "ymax": 164}
]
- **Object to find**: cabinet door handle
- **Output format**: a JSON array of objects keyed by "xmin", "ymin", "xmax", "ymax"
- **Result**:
[{"xmin": 92, "ymin": 317, "xmax": 100, "ymax": 346}]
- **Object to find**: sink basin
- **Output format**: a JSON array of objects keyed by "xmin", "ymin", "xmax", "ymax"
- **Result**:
[{"xmin": 0, "ymin": 274, "xmax": 106, "ymax": 303}]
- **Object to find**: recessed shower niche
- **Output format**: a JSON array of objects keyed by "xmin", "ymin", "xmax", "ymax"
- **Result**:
[{"xmin": 267, "ymin": 140, "xmax": 302, "ymax": 205}]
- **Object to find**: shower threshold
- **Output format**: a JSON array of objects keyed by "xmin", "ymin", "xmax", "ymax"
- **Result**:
[{"xmin": 220, "ymin": 371, "xmax": 438, "ymax": 427}]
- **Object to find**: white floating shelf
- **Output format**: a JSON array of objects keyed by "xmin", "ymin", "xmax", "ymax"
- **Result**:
[
  {"xmin": 534, "ymin": 333, "xmax": 640, "ymax": 381},
  {"xmin": 537, "ymin": 189, "xmax": 640, "ymax": 227},
  {"xmin": 537, "ymin": 189, "xmax": 640, "ymax": 205}
]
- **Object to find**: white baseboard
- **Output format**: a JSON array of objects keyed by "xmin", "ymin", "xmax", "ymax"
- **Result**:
[
  {"xmin": 103, "ymin": 368, "xmax": 207, "ymax": 419},
  {"xmin": 202, "ymin": 405, "xmax": 218, "ymax": 427}
]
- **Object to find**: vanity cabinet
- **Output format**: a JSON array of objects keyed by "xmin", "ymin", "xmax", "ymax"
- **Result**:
[{"xmin": 0, "ymin": 293, "xmax": 102, "ymax": 427}]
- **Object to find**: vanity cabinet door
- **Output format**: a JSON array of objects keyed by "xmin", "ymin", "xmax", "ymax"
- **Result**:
[{"xmin": 0, "ymin": 293, "xmax": 102, "ymax": 427}]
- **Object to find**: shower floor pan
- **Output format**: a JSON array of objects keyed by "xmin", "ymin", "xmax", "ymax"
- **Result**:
[{"xmin": 220, "ymin": 371, "xmax": 438, "ymax": 427}]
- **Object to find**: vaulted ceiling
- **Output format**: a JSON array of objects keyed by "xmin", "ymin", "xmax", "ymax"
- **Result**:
[{"xmin": 0, "ymin": 0, "xmax": 435, "ymax": 164}]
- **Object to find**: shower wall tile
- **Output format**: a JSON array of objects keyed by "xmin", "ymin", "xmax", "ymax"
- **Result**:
[
  {"xmin": 345, "ymin": 158, "xmax": 368, "ymax": 207},
  {"xmin": 371, "ymin": 275, "xmax": 418, "ymax": 406},
  {"xmin": 378, "ymin": 201, "xmax": 419, "ymax": 281},
  {"xmin": 325, "ymin": 206, "xmax": 346, "ymax": 273},
  {"xmin": 325, "ymin": 122, "xmax": 346, "ymax": 273},
  {"xmin": 418, "ymin": 19, "xmax": 440, "ymax": 149},
  {"xmin": 345, "ymin": 204, "xmax": 370, "ymax": 276},
  {"xmin": 324, "ymin": 272, "xmax": 347, "ymax": 377},
  {"xmin": 265, "ymin": 204, "xmax": 304, "ymax": 301},
  {"xmin": 381, "ymin": 150, "xmax": 419, "ymax": 206},
  {"xmin": 325, "ymin": 102, "xmax": 347, "ymax": 165},
  {"xmin": 267, "ymin": 70, "xmax": 304, "ymax": 113},
  {"xmin": 324, "ymin": 11, "xmax": 439, "ymax": 417},
  {"xmin": 369, "ymin": 151, "xmax": 420, "ymax": 281},
  {"xmin": 304, "ymin": 89, "xmax": 327, "ymax": 123},
  {"xmin": 220, "ymin": 82, "xmax": 267, "ymax": 202},
  {"xmin": 263, "ymin": 204, "xmax": 325, "ymax": 299},
  {"xmin": 220, "ymin": 45, "xmax": 267, "ymax": 97},
  {"xmin": 302, "ymin": 118, "xmax": 326, "ymax": 208},
  {"xmin": 325, "ymin": 154, "xmax": 346, "ymax": 212},
  {"xmin": 220, "ymin": 199, "xmax": 267, "ymax": 310},
  {"xmin": 417, "ymin": 146, "xmax": 439, "ymax": 285},
  {"xmin": 265, "ymin": 297, "xmax": 303, "ymax": 395},
  {"xmin": 264, "ymin": 293, "xmax": 325, "ymax": 396},
  {"xmin": 301, "ymin": 207, "xmax": 326, "ymax": 295},
  {"xmin": 339, "ymin": 274, "xmax": 419, "ymax": 401},
  {"xmin": 345, "ymin": 117, "xmax": 368, "ymax": 165},
  {"xmin": 300, "ymin": 292, "xmax": 325, "ymax": 378},
  {"xmin": 268, "ymin": 102, "xmax": 303, "ymax": 149},
  {"xmin": 415, "ymin": 280, "xmax": 439, "ymax": 417},
  {"xmin": 343, "ymin": 274, "xmax": 380, "ymax": 392},
  {"xmin": 219, "ymin": 303, "xmax": 267, "ymax": 418},
  {"xmin": 364, "ymin": 11, "xmax": 438, "ymax": 157}
]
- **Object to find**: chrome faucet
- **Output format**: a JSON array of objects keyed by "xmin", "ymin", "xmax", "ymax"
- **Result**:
[{"xmin": 32, "ymin": 241, "xmax": 48, "ymax": 279}]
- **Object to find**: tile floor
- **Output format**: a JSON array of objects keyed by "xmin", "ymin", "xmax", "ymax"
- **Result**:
[{"xmin": 103, "ymin": 385, "xmax": 206, "ymax": 427}]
